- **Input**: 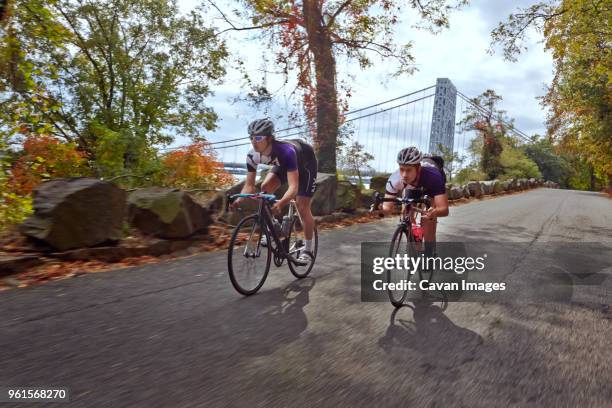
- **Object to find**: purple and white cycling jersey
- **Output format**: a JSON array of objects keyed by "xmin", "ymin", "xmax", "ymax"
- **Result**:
[
  {"xmin": 246, "ymin": 139, "xmax": 318, "ymax": 197},
  {"xmin": 246, "ymin": 140, "xmax": 299, "ymax": 173},
  {"xmin": 385, "ymin": 161, "xmax": 446, "ymax": 197}
]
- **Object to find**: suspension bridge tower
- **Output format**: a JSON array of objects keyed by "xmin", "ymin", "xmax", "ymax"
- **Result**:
[{"xmin": 429, "ymin": 78, "xmax": 457, "ymax": 155}]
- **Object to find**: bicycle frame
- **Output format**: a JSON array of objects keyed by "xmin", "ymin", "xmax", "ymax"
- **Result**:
[{"xmin": 231, "ymin": 193, "xmax": 303, "ymax": 263}]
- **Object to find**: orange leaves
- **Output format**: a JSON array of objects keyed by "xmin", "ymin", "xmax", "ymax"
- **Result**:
[
  {"xmin": 473, "ymin": 120, "xmax": 488, "ymax": 131},
  {"xmin": 161, "ymin": 142, "xmax": 235, "ymax": 190},
  {"xmin": 9, "ymin": 134, "xmax": 88, "ymax": 195}
]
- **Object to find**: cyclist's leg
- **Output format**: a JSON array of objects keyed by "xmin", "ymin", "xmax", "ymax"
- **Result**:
[
  {"xmin": 422, "ymin": 217, "xmax": 437, "ymax": 257},
  {"xmin": 259, "ymin": 170, "xmax": 283, "ymax": 248},
  {"xmin": 295, "ymin": 158, "xmax": 317, "ymax": 248},
  {"xmin": 296, "ymin": 196, "xmax": 314, "ymax": 240}
]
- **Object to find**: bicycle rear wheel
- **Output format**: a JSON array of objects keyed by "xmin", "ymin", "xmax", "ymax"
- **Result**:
[
  {"xmin": 228, "ymin": 214, "xmax": 271, "ymax": 295},
  {"xmin": 287, "ymin": 216, "xmax": 318, "ymax": 278},
  {"xmin": 387, "ymin": 225, "xmax": 417, "ymax": 307}
]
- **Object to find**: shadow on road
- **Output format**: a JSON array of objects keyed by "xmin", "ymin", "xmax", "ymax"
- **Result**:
[
  {"xmin": 378, "ymin": 294, "xmax": 483, "ymax": 368},
  {"xmin": 218, "ymin": 277, "xmax": 316, "ymax": 357}
]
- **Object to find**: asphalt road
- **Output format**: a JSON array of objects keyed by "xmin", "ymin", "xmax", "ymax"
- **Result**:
[{"xmin": 1, "ymin": 188, "xmax": 611, "ymax": 407}]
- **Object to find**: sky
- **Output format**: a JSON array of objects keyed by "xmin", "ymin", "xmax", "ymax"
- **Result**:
[{"xmin": 173, "ymin": 0, "xmax": 554, "ymax": 167}]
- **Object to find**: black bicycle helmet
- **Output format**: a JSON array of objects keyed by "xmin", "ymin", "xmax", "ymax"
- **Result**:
[
  {"xmin": 248, "ymin": 118, "xmax": 275, "ymax": 136},
  {"xmin": 397, "ymin": 146, "xmax": 423, "ymax": 165}
]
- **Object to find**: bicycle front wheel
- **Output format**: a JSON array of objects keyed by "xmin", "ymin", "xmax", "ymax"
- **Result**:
[
  {"xmin": 287, "ymin": 216, "xmax": 318, "ymax": 278},
  {"xmin": 387, "ymin": 225, "xmax": 416, "ymax": 307},
  {"xmin": 228, "ymin": 214, "xmax": 271, "ymax": 295}
]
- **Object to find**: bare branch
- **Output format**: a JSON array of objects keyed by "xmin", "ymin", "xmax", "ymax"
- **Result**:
[
  {"xmin": 206, "ymin": 0, "xmax": 292, "ymax": 37},
  {"xmin": 490, "ymin": 3, "xmax": 567, "ymax": 61},
  {"xmin": 215, "ymin": 20, "xmax": 290, "ymax": 36},
  {"xmin": 326, "ymin": 0, "xmax": 353, "ymax": 28},
  {"xmin": 54, "ymin": 4, "xmax": 110, "ymax": 108}
]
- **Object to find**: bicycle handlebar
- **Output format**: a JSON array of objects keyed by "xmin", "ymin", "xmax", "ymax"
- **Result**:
[
  {"xmin": 226, "ymin": 192, "xmax": 278, "ymax": 212},
  {"xmin": 229, "ymin": 193, "xmax": 277, "ymax": 201},
  {"xmin": 369, "ymin": 191, "xmax": 431, "ymax": 213}
]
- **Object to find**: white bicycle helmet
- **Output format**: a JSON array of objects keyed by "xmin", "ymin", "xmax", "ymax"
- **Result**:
[
  {"xmin": 248, "ymin": 118, "xmax": 275, "ymax": 136},
  {"xmin": 397, "ymin": 146, "xmax": 423, "ymax": 165}
]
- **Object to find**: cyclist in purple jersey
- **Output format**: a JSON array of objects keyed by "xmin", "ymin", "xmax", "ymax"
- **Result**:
[
  {"xmin": 381, "ymin": 146, "xmax": 449, "ymax": 246},
  {"xmin": 232, "ymin": 119, "xmax": 317, "ymax": 261}
]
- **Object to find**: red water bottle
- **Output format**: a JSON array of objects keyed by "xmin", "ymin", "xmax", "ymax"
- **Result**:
[{"xmin": 412, "ymin": 223, "xmax": 423, "ymax": 242}]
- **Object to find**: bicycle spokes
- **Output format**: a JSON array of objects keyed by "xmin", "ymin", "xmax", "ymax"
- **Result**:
[{"xmin": 228, "ymin": 215, "xmax": 271, "ymax": 295}]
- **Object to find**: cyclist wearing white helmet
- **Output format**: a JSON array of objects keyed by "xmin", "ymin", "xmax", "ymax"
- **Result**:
[
  {"xmin": 233, "ymin": 118, "xmax": 317, "ymax": 261},
  {"xmin": 382, "ymin": 146, "xmax": 449, "ymax": 245}
]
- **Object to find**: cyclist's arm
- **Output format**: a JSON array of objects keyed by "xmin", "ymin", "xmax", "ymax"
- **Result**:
[
  {"xmin": 382, "ymin": 193, "xmax": 397, "ymax": 216},
  {"xmin": 240, "ymin": 171, "xmax": 258, "ymax": 194},
  {"xmin": 381, "ymin": 171, "xmax": 401, "ymax": 215},
  {"xmin": 426, "ymin": 193, "xmax": 449, "ymax": 218},
  {"xmin": 231, "ymin": 171, "xmax": 258, "ymax": 209},
  {"xmin": 277, "ymin": 169, "xmax": 299, "ymax": 207}
]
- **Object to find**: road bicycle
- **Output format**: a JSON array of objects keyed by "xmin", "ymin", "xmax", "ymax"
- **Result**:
[
  {"xmin": 226, "ymin": 193, "xmax": 318, "ymax": 295},
  {"xmin": 371, "ymin": 189, "xmax": 434, "ymax": 308}
]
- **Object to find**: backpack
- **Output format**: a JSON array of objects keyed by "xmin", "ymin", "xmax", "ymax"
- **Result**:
[{"xmin": 422, "ymin": 154, "xmax": 447, "ymax": 184}]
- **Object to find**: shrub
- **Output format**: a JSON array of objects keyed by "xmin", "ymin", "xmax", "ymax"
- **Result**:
[{"xmin": 160, "ymin": 142, "xmax": 235, "ymax": 190}]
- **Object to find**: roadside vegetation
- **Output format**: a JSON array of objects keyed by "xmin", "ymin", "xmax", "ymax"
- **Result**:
[{"xmin": 1, "ymin": 0, "xmax": 609, "ymax": 231}]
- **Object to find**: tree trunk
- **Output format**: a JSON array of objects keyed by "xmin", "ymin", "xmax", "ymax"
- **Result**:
[
  {"xmin": 0, "ymin": 0, "xmax": 9, "ymax": 23},
  {"xmin": 302, "ymin": 0, "xmax": 338, "ymax": 173}
]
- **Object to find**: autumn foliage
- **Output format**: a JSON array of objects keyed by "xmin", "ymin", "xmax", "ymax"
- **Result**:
[
  {"xmin": 160, "ymin": 142, "xmax": 235, "ymax": 190},
  {"xmin": 9, "ymin": 135, "xmax": 89, "ymax": 195}
]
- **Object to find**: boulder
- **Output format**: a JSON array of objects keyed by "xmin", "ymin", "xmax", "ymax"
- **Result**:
[
  {"xmin": 544, "ymin": 180, "xmax": 559, "ymax": 189},
  {"xmin": 335, "ymin": 180, "xmax": 360, "ymax": 213},
  {"xmin": 20, "ymin": 178, "xmax": 126, "ymax": 251},
  {"xmin": 449, "ymin": 186, "xmax": 463, "ymax": 200},
  {"xmin": 528, "ymin": 178, "xmax": 536, "ymax": 188},
  {"xmin": 311, "ymin": 173, "xmax": 337, "ymax": 216},
  {"xmin": 481, "ymin": 181, "xmax": 492, "ymax": 195},
  {"xmin": 467, "ymin": 181, "xmax": 484, "ymax": 198},
  {"xmin": 507, "ymin": 178, "xmax": 517, "ymax": 190},
  {"xmin": 495, "ymin": 180, "xmax": 503, "ymax": 194},
  {"xmin": 500, "ymin": 180, "xmax": 511, "ymax": 191},
  {"xmin": 202, "ymin": 192, "xmax": 225, "ymax": 214},
  {"xmin": 128, "ymin": 187, "xmax": 211, "ymax": 238},
  {"xmin": 360, "ymin": 189, "xmax": 377, "ymax": 209},
  {"xmin": 462, "ymin": 185, "xmax": 471, "ymax": 198},
  {"xmin": 483, "ymin": 180, "xmax": 502, "ymax": 194},
  {"xmin": 369, "ymin": 173, "xmax": 391, "ymax": 194}
]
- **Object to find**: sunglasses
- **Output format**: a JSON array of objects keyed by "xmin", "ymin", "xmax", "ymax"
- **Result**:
[{"xmin": 249, "ymin": 135, "xmax": 267, "ymax": 142}]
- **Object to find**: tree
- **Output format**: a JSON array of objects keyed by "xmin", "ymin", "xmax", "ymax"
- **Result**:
[
  {"xmin": 0, "ymin": 0, "xmax": 9, "ymax": 22},
  {"xmin": 498, "ymin": 137, "xmax": 541, "ymax": 180},
  {"xmin": 336, "ymin": 122, "xmax": 374, "ymax": 186},
  {"xmin": 458, "ymin": 89, "xmax": 512, "ymax": 179},
  {"xmin": 490, "ymin": 0, "xmax": 611, "ymax": 190},
  {"xmin": 524, "ymin": 136, "xmax": 570, "ymax": 185},
  {"xmin": 339, "ymin": 141, "xmax": 374, "ymax": 187},
  {"xmin": 9, "ymin": 134, "xmax": 89, "ymax": 195},
  {"xmin": 0, "ymin": 0, "xmax": 228, "ymax": 179},
  {"xmin": 213, "ymin": 0, "xmax": 467, "ymax": 173},
  {"xmin": 435, "ymin": 142, "xmax": 464, "ymax": 181},
  {"xmin": 160, "ymin": 142, "xmax": 235, "ymax": 190}
]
